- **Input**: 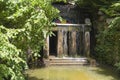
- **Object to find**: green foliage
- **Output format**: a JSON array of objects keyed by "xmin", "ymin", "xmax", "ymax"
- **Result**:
[
  {"xmin": 0, "ymin": 0, "xmax": 59, "ymax": 56},
  {"xmin": 93, "ymin": 1, "xmax": 120, "ymax": 72},
  {"xmin": 75, "ymin": 0, "xmax": 120, "ymax": 71},
  {"xmin": 95, "ymin": 17, "xmax": 120, "ymax": 67},
  {"xmin": 9, "ymin": 0, "xmax": 59, "ymax": 54},
  {"xmin": 0, "ymin": 25, "xmax": 26, "ymax": 80},
  {"xmin": 0, "ymin": 0, "xmax": 59, "ymax": 79},
  {"xmin": 75, "ymin": 0, "xmax": 120, "ymax": 72}
]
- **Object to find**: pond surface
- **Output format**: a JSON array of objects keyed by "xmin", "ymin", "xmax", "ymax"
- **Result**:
[{"xmin": 27, "ymin": 66, "xmax": 119, "ymax": 80}]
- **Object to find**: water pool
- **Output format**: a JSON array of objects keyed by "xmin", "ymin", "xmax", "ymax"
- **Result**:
[{"xmin": 27, "ymin": 66, "xmax": 119, "ymax": 80}]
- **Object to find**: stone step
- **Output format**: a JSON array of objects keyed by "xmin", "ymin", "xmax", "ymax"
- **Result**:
[
  {"xmin": 50, "ymin": 61, "xmax": 87, "ymax": 63},
  {"xmin": 49, "ymin": 57, "xmax": 87, "ymax": 60},
  {"xmin": 45, "ymin": 57, "xmax": 89, "ymax": 66},
  {"xmin": 49, "ymin": 60, "xmax": 87, "ymax": 63},
  {"xmin": 49, "ymin": 62, "xmax": 88, "ymax": 66}
]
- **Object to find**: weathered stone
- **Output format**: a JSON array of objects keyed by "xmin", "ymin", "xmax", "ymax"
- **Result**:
[
  {"xmin": 63, "ymin": 31, "xmax": 68, "ymax": 56},
  {"xmin": 43, "ymin": 24, "xmax": 91, "ymax": 58},
  {"xmin": 85, "ymin": 31, "xmax": 90, "ymax": 57},
  {"xmin": 43, "ymin": 36, "xmax": 49, "ymax": 58},
  {"xmin": 57, "ymin": 30, "xmax": 63, "ymax": 57}
]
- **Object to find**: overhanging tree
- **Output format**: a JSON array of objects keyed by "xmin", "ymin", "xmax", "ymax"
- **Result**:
[{"xmin": 0, "ymin": 0, "xmax": 59, "ymax": 80}]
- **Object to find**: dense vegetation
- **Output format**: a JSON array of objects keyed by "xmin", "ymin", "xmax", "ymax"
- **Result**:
[
  {"xmin": 1, "ymin": 0, "xmax": 120, "ymax": 79},
  {"xmin": 95, "ymin": 1, "xmax": 120, "ymax": 69},
  {"xmin": 0, "ymin": 0, "xmax": 59, "ymax": 80},
  {"xmin": 76, "ymin": 0, "xmax": 120, "ymax": 71}
]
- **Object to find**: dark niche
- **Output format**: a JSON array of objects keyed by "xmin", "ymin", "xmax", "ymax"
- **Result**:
[{"xmin": 52, "ymin": 2, "xmax": 91, "ymax": 24}]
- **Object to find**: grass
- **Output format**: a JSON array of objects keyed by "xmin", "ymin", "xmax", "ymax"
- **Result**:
[{"xmin": 27, "ymin": 66, "xmax": 120, "ymax": 80}]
